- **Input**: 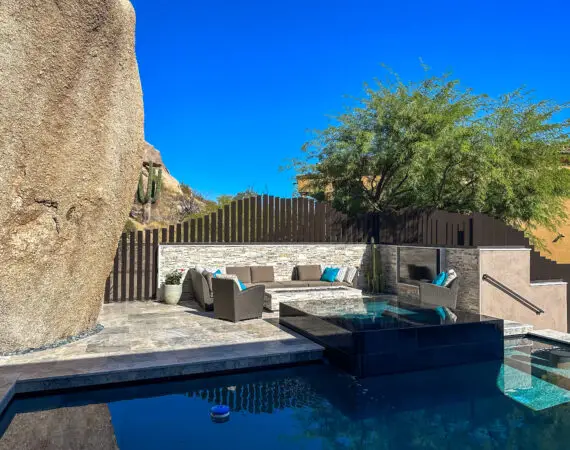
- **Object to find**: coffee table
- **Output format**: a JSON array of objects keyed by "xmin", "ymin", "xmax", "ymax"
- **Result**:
[{"xmin": 264, "ymin": 286, "xmax": 362, "ymax": 312}]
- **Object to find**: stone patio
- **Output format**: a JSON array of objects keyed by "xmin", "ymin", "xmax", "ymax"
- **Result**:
[{"xmin": 0, "ymin": 301, "xmax": 323, "ymax": 416}]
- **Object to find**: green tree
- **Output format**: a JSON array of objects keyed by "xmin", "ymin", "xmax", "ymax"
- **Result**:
[{"xmin": 296, "ymin": 69, "xmax": 570, "ymax": 238}]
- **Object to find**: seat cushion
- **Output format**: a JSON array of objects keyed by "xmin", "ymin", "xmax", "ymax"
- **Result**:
[
  {"xmin": 331, "ymin": 281, "xmax": 350, "ymax": 287},
  {"xmin": 279, "ymin": 281, "xmax": 310, "ymax": 288},
  {"xmin": 306, "ymin": 281, "xmax": 332, "ymax": 287},
  {"xmin": 251, "ymin": 266, "xmax": 275, "ymax": 283},
  {"xmin": 296, "ymin": 265, "xmax": 322, "ymax": 281},
  {"xmin": 258, "ymin": 281, "xmax": 284, "ymax": 289},
  {"xmin": 226, "ymin": 266, "xmax": 252, "ymax": 283}
]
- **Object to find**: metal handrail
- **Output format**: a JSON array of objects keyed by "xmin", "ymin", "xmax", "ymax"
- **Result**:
[{"xmin": 482, "ymin": 274, "xmax": 545, "ymax": 315}]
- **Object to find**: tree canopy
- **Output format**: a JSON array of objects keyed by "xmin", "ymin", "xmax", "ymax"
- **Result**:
[{"xmin": 296, "ymin": 70, "xmax": 570, "ymax": 236}]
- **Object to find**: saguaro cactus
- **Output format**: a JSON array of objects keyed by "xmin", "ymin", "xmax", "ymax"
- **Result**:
[{"xmin": 137, "ymin": 162, "xmax": 163, "ymax": 223}]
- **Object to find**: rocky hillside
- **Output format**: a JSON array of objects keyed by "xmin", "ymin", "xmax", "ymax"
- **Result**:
[{"xmin": 125, "ymin": 142, "xmax": 207, "ymax": 231}]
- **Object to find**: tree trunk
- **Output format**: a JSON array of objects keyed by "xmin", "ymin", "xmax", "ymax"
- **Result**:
[{"xmin": 142, "ymin": 202, "xmax": 152, "ymax": 224}]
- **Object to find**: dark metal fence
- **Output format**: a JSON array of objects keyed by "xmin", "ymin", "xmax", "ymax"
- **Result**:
[{"xmin": 103, "ymin": 195, "xmax": 570, "ymax": 302}]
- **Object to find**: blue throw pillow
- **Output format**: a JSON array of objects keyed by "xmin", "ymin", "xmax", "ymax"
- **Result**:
[
  {"xmin": 321, "ymin": 267, "xmax": 340, "ymax": 282},
  {"xmin": 432, "ymin": 272, "xmax": 447, "ymax": 286},
  {"xmin": 238, "ymin": 279, "xmax": 247, "ymax": 291},
  {"xmin": 435, "ymin": 306, "xmax": 447, "ymax": 320},
  {"xmin": 213, "ymin": 269, "xmax": 222, "ymax": 278}
]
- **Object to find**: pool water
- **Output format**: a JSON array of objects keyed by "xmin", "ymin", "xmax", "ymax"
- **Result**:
[{"xmin": 3, "ymin": 337, "xmax": 570, "ymax": 449}]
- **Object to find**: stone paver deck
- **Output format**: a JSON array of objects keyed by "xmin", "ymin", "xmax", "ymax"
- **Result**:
[{"xmin": 0, "ymin": 301, "xmax": 323, "ymax": 416}]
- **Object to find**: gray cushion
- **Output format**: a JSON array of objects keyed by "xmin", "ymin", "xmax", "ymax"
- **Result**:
[
  {"xmin": 226, "ymin": 266, "xmax": 252, "ymax": 283},
  {"xmin": 202, "ymin": 270, "xmax": 215, "ymax": 295},
  {"xmin": 331, "ymin": 281, "xmax": 350, "ymax": 287},
  {"xmin": 251, "ymin": 266, "xmax": 274, "ymax": 283},
  {"xmin": 279, "ymin": 280, "xmax": 310, "ymax": 288},
  {"xmin": 306, "ymin": 281, "xmax": 332, "ymax": 287},
  {"xmin": 255, "ymin": 281, "xmax": 284, "ymax": 289},
  {"xmin": 296, "ymin": 265, "xmax": 322, "ymax": 281}
]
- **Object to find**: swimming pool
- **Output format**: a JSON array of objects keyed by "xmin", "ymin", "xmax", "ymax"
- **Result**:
[{"xmin": 2, "ymin": 336, "xmax": 570, "ymax": 449}]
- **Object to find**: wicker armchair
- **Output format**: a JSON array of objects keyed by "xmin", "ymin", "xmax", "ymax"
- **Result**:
[
  {"xmin": 419, "ymin": 279, "xmax": 460, "ymax": 309},
  {"xmin": 212, "ymin": 278, "xmax": 265, "ymax": 322}
]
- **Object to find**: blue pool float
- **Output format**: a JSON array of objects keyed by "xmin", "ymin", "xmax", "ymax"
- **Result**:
[{"xmin": 210, "ymin": 405, "xmax": 230, "ymax": 423}]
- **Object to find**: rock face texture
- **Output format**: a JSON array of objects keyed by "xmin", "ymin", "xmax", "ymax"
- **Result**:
[{"xmin": 0, "ymin": 0, "xmax": 144, "ymax": 352}]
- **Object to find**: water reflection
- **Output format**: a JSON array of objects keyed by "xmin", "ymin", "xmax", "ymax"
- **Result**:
[{"xmin": 2, "ymin": 340, "xmax": 570, "ymax": 449}]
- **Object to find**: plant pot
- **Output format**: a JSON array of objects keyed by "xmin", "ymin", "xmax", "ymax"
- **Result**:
[{"xmin": 164, "ymin": 284, "xmax": 183, "ymax": 305}]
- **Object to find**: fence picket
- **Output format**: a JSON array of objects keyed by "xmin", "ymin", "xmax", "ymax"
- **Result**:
[{"xmin": 129, "ymin": 231, "xmax": 135, "ymax": 301}]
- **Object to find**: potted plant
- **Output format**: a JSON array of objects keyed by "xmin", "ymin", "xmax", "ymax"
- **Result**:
[{"xmin": 163, "ymin": 268, "xmax": 186, "ymax": 305}]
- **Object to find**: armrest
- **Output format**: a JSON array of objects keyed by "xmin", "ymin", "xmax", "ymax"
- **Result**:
[
  {"xmin": 238, "ymin": 284, "xmax": 265, "ymax": 300},
  {"xmin": 419, "ymin": 281, "xmax": 458, "ymax": 308}
]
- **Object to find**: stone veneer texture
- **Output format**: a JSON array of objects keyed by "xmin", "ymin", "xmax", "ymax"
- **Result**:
[
  {"xmin": 446, "ymin": 248, "xmax": 480, "ymax": 314},
  {"xmin": 158, "ymin": 244, "xmax": 370, "ymax": 300}
]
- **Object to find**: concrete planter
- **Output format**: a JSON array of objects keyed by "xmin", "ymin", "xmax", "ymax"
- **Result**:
[{"xmin": 164, "ymin": 284, "xmax": 183, "ymax": 305}]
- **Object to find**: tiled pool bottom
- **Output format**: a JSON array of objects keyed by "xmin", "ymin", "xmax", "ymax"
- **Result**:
[{"xmin": 3, "ymin": 337, "xmax": 570, "ymax": 449}]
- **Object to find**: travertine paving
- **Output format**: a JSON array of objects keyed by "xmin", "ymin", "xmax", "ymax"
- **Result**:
[
  {"xmin": 0, "ymin": 301, "xmax": 307, "ymax": 366},
  {"xmin": 0, "ymin": 301, "xmax": 323, "ymax": 415}
]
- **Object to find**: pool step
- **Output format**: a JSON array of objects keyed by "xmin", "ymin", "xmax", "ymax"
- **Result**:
[
  {"xmin": 500, "ymin": 364, "xmax": 570, "ymax": 411},
  {"xmin": 504, "ymin": 320, "xmax": 534, "ymax": 337}
]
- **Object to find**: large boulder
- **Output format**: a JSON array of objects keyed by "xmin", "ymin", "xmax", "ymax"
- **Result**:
[{"xmin": 0, "ymin": 0, "xmax": 144, "ymax": 352}]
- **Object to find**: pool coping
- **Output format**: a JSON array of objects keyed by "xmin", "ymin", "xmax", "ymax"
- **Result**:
[{"xmin": 0, "ymin": 339, "xmax": 323, "ymax": 419}]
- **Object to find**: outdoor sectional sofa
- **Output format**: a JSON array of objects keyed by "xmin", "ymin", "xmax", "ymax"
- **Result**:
[{"xmin": 189, "ymin": 265, "xmax": 357, "ymax": 311}]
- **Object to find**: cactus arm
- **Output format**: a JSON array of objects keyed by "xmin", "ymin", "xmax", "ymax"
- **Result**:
[{"xmin": 137, "ymin": 172, "xmax": 148, "ymax": 203}]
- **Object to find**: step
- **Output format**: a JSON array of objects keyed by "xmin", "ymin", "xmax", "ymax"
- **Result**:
[{"xmin": 504, "ymin": 320, "xmax": 534, "ymax": 337}]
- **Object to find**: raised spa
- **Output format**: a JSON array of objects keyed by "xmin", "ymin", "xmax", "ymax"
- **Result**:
[{"xmin": 279, "ymin": 297, "xmax": 504, "ymax": 377}]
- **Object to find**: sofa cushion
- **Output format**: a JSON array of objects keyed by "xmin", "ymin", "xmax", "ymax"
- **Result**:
[
  {"xmin": 258, "ymin": 281, "xmax": 284, "ymax": 289},
  {"xmin": 331, "ymin": 281, "xmax": 350, "ymax": 287},
  {"xmin": 279, "ymin": 281, "xmax": 310, "ymax": 288},
  {"xmin": 251, "ymin": 266, "xmax": 274, "ymax": 283},
  {"xmin": 296, "ymin": 265, "xmax": 322, "ymax": 281},
  {"xmin": 306, "ymin": 281, "xmax": 333, "ymax": 287},
  {"xmin": 226, "ymin": 266, "xmax": 252, "ymax": 283},
  {"xmin": 202, "ymin": 270, "xmax": 215, "ymax": 295}
]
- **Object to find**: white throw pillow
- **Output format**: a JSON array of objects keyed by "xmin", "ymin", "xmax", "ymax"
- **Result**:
[
  {"xmin": 335, "ymin": 267, "xmax": 348, "ymax": 282},
  {"xmin": 215, "ymin": 273, "xmax": 243, "ymax": 291},
  {"xmin": 344, "ymin": 267, "xmax": 358, "ymax": 285},
  {"xmin": 443, "ymin": 269, "xmax": 457, "ymax": 287}
]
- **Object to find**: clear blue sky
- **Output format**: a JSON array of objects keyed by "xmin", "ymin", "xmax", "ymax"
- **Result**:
[{"xmin": 131, "ymin": 0, "xmax": 569, "ymax": 200}]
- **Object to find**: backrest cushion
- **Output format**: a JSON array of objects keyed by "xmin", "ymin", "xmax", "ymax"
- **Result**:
[
  {"xmin": 202, "ymin": 270, "xmax": 216, "ymax": 296},
  {"xmin": 296, "ymin": 265, "xmax": 322, "ymax": 281},
  {"xmin": 216, "ymin": 273, "xmax": 245, "ymax": 291},
  {"xmin": 226, "ymin": 266, "xmax": 252, "ymax": 283},
  {"xmin": 251, "ymin": 266, "xmax": 274, "ymax": 283}
]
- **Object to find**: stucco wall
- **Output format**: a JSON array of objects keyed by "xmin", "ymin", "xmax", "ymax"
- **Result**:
[
  {"xmin": 480, "ymin": 248, "xmax": 568, "ymax": 332},
  {"xmin": 158, "ymin": 243, "xmax": 370, "ymax": 300}
]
